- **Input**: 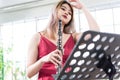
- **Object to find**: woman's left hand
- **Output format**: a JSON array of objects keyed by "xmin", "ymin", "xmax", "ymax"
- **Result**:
[{"xmin": 67, "ymin": 0, "xmax": 83, "ymax": 9}]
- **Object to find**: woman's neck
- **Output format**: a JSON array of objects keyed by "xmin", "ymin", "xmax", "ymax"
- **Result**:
[
  {"xmin": 45, "ymin": 20, "xmax": 65, "ymax": 40},
  {"xmin": 46, "ymin": 25, "xmax": 65, "ymax": 40}
]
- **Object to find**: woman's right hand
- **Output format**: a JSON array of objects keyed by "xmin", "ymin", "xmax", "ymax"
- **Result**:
[
  {"xmin": 41, "ymin": 49, "xmax": 63, "ymax": 66},
  {"xmin": 68, "ymin": 0, "xmax": 84, "ymax": 9}
]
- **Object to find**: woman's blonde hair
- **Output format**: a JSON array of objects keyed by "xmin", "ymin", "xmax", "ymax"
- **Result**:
[{"xmin": 45, "ymin": 0, "xmax": 76, "ymax": 39}]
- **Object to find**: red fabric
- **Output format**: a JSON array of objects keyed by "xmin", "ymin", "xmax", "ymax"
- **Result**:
[{"xmin": 38, "ymin": 34, "xmax": 75, "ymax": 80}]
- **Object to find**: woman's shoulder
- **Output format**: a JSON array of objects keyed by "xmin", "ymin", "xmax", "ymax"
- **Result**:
[
  {"xmin": 33, "ymin": 31, "xmax": 45, "ymax": 38},
  {"xmin": 71, "ymin": 32, "xmax": 80, "ymax": 39},
  {"xmin": 32, "ymin": 32, "xmax": 41, "ymax": 39},
  {"xmin": 71, "ymin": 32, "xmax": 82, "ymax": 42},
  {"xmin": 30, "ymin": 31, "xmax": 44, "ymax": 43}
]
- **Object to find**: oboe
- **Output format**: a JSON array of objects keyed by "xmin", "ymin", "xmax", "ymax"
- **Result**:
[
  {"xmin": 57, "ymin": 19, "xmax": 63, "ymax": 74},
  {"xmin": 52, "ymin": 19, "xmax": 63, "ymax": 80}
]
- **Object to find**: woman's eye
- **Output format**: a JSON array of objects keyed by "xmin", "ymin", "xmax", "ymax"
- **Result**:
[
  {"xmin": 61, "ymin": 7, "xmax": 72, "ymax": 15},
  {"xmin": 61, "ymin": 8, "xmax": 65, "ymax": 11},
  {"xmin": 68, "ymin": 12, "xmax": 72, "ymax": 15}
]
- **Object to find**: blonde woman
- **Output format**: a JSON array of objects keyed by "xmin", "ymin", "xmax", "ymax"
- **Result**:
[{"xmin": 26, "ymin": 0, "xmax": 99, "ymax": 80}]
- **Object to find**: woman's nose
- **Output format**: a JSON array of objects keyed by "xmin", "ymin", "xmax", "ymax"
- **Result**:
[{"xmin": 65, "ymin": 11, "xmax": 68, "ymax": 15}]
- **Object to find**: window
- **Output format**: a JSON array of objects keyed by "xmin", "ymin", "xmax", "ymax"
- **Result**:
[
  {"xmin": 113, "ymin": 7, "xmax": 120, "ymax": 25},
  {"xmin": 37, "ymin": 18, "xmax": 49, "ymax": 32},
  {"xmin": 0, "ymin": 6, "xmax": 120, "ymax": 80}
]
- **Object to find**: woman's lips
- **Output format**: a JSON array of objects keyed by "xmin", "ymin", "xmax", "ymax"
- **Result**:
[{"xmin": 62, "ymin": 15, "xmax": 67, "ymax": 19}]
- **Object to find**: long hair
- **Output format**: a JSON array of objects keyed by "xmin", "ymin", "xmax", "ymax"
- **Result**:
[{"xmin": 45, "ymin": 0, "xmax": 76, "ymax": 39}]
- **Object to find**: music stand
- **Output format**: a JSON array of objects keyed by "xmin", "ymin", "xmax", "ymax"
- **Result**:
[{"xmin": 55, "ymin": 30, "xmax": 120, "ymax": 80}]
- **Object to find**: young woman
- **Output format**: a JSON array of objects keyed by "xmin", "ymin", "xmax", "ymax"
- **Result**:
[{"xmin": 26, "ymin": 0, "xmax": 100, "ymax": 80}]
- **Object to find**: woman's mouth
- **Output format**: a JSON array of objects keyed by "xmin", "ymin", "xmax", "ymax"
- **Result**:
[{"xmin": 62, "ymin": 15, "xmax": 67, "ymax": 19}]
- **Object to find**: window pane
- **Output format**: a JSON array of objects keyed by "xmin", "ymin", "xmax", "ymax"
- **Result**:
[
  {"xmin": 12, "ymin": 20, "xmax": 36, "ymax": 61},
  {"xmin": 113, "ymin": 7, "xmax": 120, "ymax": 24},
  {"xmin": 24, "ymin": 21, "xmax": 36, "ymax": 37},
  {"xmin": 80, "ymin": 11, "xmax": 96, "ymax": 32},
  {"xmin": 80, "ymin": 13, "xmax": 89, "ymax": 31},
  {"xmin": 1, "ymin": 20, "xmax": 37, "ymax": 80},
  {"xmin": 37, "ymin": 18, "xmax": 49, "ymax": 32},
  {"xmin": 114, "ymin": 24, "xmax": 120, "ymax": 34},
  {"xmin": 96, "ymin": 9, "xmax": 113, "ymax": 25},
  {"xmin": 12, "ymin": 22, "xmax": 26, "ymax": 61},
  {"xmin": 74, "ymin": 12, "xmax": 80, "ymax": 32},
  {"xmin": 100, "ymin": 25, "xmax": 114, "ymax": 33},
  {"xmin": 1, "ymin": 23, "xmax": 13, "ymax": 48}
]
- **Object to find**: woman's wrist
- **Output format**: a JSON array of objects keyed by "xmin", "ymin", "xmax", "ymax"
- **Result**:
[
  {"xmin": 39, "ymin": 58, "xmax": 45, "ymax": 65},
  {"xmin": 79, "ymin": 2, "xmax": 85, "ymax": 10}
]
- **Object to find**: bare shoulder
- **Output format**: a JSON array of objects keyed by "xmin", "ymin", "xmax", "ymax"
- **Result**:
[
  {"xmin": 32, "ymin": 33, "xmax": 40, "ymax": 40},
  {"xmin": 29, "ymin": 32, "xmax": 41, "ymax": 46},
  {"xmin": 72, "ymin": 32, "xmax": 83, "ymax": 42}
]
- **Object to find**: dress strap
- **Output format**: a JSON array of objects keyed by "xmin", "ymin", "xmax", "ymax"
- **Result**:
[{"xmin": 38, "ymin": 32, "xmax": 43, "ymax": 37}]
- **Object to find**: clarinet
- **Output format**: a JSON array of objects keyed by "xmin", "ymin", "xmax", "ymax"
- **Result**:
[
  {"xmin": 57, "ymin": 19, "xmax": 63, "ymax": 74},
  {"xmin": 52, "ymin": 19, "xmax": 63, "ymax": 80}
]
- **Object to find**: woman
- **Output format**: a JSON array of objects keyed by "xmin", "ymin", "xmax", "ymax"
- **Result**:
[{"xmin": 26, "ymin": 0, "xmax": 100, "ymax": 80}]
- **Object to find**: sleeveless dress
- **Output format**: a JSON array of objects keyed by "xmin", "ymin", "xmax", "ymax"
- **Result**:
[{"xmin": 38, "ymin": 33, "xmax": 75, "ymax": 80}]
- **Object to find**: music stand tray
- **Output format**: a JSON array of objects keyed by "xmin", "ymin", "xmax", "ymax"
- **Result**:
[{"xmin": 55, "ymin": 30, "xmax": 120, "ymax": 80}]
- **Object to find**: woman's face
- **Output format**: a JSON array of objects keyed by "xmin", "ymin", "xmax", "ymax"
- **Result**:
[{"xmin": 57, "ymin": 3, "xmax": 72, "ymax": 25}]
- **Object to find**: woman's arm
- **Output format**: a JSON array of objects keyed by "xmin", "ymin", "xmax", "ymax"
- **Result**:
[
  {"xmin": 69, "ymin": 0, "xmax": 100, "ymax": 41},
  {"xmin": 26, "ymin": 33, "xmax": 63, "ymax": 78},
  {"xmin": 26, "ymin": 33, "xmax": 44, "ymax": 78},
  {"xmin": 81, "ymin": 4, "xmax": 100, "ymax": 31},
  {"xmin": 69, "ymin": 0, "xmax": 100, "ymax": 31}
]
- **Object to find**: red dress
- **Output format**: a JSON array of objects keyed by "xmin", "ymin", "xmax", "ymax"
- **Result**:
[{"xmin": 38, "ymin": 34, "xmax": 75, "ymax": 80}]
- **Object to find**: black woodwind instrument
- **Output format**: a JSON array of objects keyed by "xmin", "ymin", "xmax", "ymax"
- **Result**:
[
  {"xmin": 52, "ymin": 19, "xmax": 63, "ymax": 80},
  {"xmin": 57, "ymin": 19, "xmax": 63, "ymax": 74}
]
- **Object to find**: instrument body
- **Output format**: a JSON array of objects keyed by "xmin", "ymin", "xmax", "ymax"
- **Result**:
[
  {"xmin": 52, "ymin": 19, "xmax": 63, "ymax": 80},
  {"xmin": 57, "ymin": 19, "xmax": 63, "ymax": 74}
]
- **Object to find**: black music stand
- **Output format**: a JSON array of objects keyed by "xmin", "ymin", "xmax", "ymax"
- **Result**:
[{"xmin": 55, "ymin": 30, "xmax": 120, "ymax": 80}]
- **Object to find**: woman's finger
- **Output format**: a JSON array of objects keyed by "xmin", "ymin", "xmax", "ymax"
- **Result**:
[
  {"xmin": 50, "ymin": 58, "xmax": 58, "ymax": 66},
  {"xmin": 51, "ymin": 54, "xmax": 62, "ymax": 66},
  {"xmin": 53, "ymin": 52, "xmax": 62, "ymax": 62},
  {"xmin": 57, "ymin": 50, "xmax": 63, "ymax": 57}
]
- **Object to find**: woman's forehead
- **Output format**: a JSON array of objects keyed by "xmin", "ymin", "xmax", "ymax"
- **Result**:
[{"xmin": 61, "ymin": 4, "xmax": 72, "ymax": 12}]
